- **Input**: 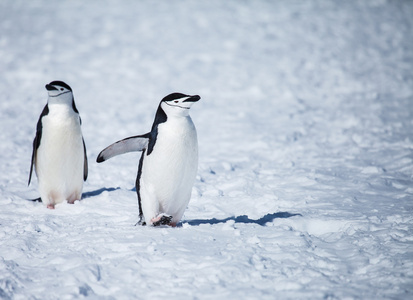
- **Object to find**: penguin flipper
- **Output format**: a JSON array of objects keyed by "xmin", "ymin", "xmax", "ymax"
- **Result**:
[
  {"xmin": 28, "ymin": 105, "xmax": 48, "ymax": 186},
  {"xmin": 96, "ymin": 133, "xmax": 150, "ymax": 163},
  {"xmin": 28, "ymin": 136, "xmax": 37, "ymax": 186},
  {"xmin": 83, "ymin": 138, "xmax": 88, "ymax": 181}
]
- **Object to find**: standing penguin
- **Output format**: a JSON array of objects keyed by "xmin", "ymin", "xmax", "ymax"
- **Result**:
[
  {"xmin": 97, "ymin": 93, "xmax": 200, "ymax": 226},
  {"xmin": 28, "ymin": 81, "xmax": 88, "ymax": 209}
]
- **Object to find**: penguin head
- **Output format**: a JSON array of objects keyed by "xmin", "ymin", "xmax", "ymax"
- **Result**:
[
  {"xmin": 45, "ymin": 81, "xmax": 73, "ymax": 104},
  {"xmin": 160, "ymin": 93, "xmax": 200, "ymax": 117}
]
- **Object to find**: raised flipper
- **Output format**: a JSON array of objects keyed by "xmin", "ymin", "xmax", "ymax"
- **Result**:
[{"xmin": 96, "ymin": 133, "xmax": 150, "ymax": 163}]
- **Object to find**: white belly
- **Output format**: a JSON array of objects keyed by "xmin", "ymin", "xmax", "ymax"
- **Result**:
[
  {"xmin": 140, "ymin": 117, "xmax": 198, "ymax": 224},
  {"xmin": 36, "ymin": 108, "xmax": 84, "ymax": 206}
]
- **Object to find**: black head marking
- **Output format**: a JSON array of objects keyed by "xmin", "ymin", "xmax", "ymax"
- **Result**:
[
  {"xmin": 47, "ymin": 81, "xmax": 72, "ymax": 92},
  {"xmin": 161, "ymin": 93, "xmax": 188, "ymax": 102},
  {"xmin": 45, "ymin": 81, "xmax": 78, "ymax": 113},
  {"xmin": 162, "ymin": 93, "xmax": 200, "ymax": 106}
]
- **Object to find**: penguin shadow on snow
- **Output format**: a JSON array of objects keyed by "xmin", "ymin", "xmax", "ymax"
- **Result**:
[
  {"xmin": 28, "ymin": 187, "xmax": 120, "ymax": 203},
  {"xmin": 184, "ymin": 212, "xmax": 302, "ymax": 226},
  {"xmin": 81, "ymin": 187, "xmax": 120, "ymax": 199}
]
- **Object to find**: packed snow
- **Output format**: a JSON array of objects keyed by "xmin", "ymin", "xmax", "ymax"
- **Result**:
[{"xmin": 1, "ymin": 0, "xmax": 412, "ymax": 299}]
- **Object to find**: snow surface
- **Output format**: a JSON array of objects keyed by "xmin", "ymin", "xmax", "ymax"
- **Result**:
[{"xmin": 1, "ymin": 0, "xmax": 413, "ymax": 299}]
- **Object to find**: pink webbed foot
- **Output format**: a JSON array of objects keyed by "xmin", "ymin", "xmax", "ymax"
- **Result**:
[{"xmin": 151, "ymin": 214, "xmax": 173, "ymax": 226}]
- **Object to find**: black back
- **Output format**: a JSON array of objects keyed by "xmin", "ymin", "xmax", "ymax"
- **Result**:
[
  {"xmin": 134, "ymin": 102, "xmax": 168, "ymax": 223},
  {"xmin": 72, "ymin": 97, "xmax": 79, "ymax": 114},
  {"xmin": 146, "ymin": 104, "xmax": 168, "ymax": 155}
]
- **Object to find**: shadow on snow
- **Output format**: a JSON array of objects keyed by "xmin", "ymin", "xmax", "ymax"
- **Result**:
[
  {"xmin": 28, "ymin": 187, "xmax": 120, "ymax": 202},
  {"xmin": 184, "ymin": 212, "xmax": 302, "ymax": 226},
  {"xmin": 27, "ymin": 188, "xmax": 301, "ymax": 228},
  {"xmin": 82, "ymin": 187, "xmax": 120, "ymax": 199}
]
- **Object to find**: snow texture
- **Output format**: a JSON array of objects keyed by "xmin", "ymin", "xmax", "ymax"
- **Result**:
[{"xmin": 1, "ymin": 0, "xmax": 412, "ymax": 299}]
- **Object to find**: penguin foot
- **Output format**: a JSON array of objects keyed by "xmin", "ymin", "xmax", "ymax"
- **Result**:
[
  {"xmin": 135, "ymin": 219, "xmax": 146, "ymax": 226},
  {"xmin": 47, "ymin": 204, "xmax": 55, "ymax": 209},
  {"xmin": 152, "ymin": 214, "xmax": 173, "ymax": 226},
  {"xmin": 134, "ymin": 214, "xmax": 146, "ymax": 226}
]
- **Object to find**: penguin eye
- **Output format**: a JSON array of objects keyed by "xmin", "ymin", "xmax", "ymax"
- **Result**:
[
  {"xmin": 174, "ymin": 100, "xmax": 179, "ymax": 103},
  {"xmin": 60, "ymin": 88, "xmax": 64, "ymax": 91}
]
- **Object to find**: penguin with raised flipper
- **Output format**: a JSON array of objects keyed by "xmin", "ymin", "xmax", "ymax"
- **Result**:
[
  {"xmin": 97, "ymin": 93, "xmax": 200, "ymax": 226},
  {"xmin": 28, "ymin": 81, "xmax": 88, "ymax": 209}
]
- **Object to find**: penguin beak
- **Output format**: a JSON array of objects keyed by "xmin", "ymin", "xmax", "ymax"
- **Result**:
[
  {"xmin": 183, "ymin": 95, "xmax": 201, "ymax": 103},
  {"xmin": 45, "ymin": 84, "xmax": 58, "ymax": 91}
]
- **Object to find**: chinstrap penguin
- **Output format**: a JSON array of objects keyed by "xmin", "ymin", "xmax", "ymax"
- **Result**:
[
  {"xmin": 97, "ymin": 93, "xmax": 200, "ymax": 226},
  {"xmin": 28, "ymin": 81, "xmax": 88, "ymax": 209}
]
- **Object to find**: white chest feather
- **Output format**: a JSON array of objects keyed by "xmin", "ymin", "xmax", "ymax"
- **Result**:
[
  {"xmin": 39, "ymin": 105, "xmax": 83, "ymax": 157},
  {"xmin": 141, "ymin": 116, "xmax": 198, "ymax": 209}
]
